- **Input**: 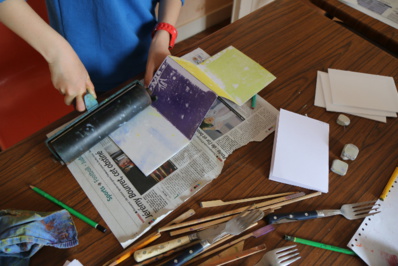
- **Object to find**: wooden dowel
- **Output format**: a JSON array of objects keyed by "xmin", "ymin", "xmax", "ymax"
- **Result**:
[
  {"xmin": 170, "ymin": 208, "xmax": 196, "ymax": 224},
  {"xmin": 258, "ymin": 191, "xmax": 322, "ymax": 211},
  {"xmin": 203, "ymin": 244, "xmax": 266, "ymax": 266},
  {"xmin": 201, "ymin": 192, "xmax": 295, "ymax": 208},
  {"xmin": 170, "ymin": 216, "xmax": 233, "ymax": 236},
  {"xmin": 186, "ymin": 224, "xmax": 259, "ymax": 265},
  {"xmin": 159, "ymin": 192, "xmax": 305, "ymax": 232},
  {"xmin": 170, "ymin": 208, "xmax": 278, "ymax": 236}
]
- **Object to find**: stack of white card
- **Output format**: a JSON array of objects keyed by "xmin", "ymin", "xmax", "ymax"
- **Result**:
[
  {"xmin": 315, "ymin": 69, "xmax": 398, "ymax": 123},
  {"xmin": 269, "ymin": 109, "xmax": 329, "ymax": 193}
]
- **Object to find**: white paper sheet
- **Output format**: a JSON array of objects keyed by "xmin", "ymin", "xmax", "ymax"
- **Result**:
[
  {"xmin": 269, "ymin": 109, "xmax": 329, "ymax": 193},
  {"xmin": 314, "ymin": 71, "xmax": 326, "ymax": 108},
  {"xmin": 316, "ymin": 71, "xmax": 387, "ymax": 122},
  {"xmin": 110, "ymin": 106, "xmax": 189, "ymax": 176},
  {"xmin": 348, "ymin": 173, "xmax": 398, "ymax": 265},
  {"xmin": 329, "ymin": 69, "xmax": 398, "ymax": 113}
]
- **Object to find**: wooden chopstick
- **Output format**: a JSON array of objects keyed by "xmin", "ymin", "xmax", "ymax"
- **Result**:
[
  {"xmin": 170, "ymin": 215, "xmax": 233, "ymax": 236},
  {"xmin": 200, "ymin": 192, "xmax": 295, "ymax": 208},
  {"xmin": 202, "ymin": 244, "xmax": 266, "ymax": 266},
  {"xmin": 258, "ymin": 191, "xmax": 322, "ymax": 211},
  {"xmin": 186, "ymin": 223, "xmax": 260, "ymax": 265},
  {"xmin": 159, "ymin": 192, "xmax": 305, "ymax": 232},
  {"xmin": 170, "ymin": 208, "xmax": 278, "ymax": 236}
]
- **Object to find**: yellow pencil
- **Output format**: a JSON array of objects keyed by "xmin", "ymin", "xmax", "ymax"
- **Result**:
[{"xmin": 380, "ymin": 167, "xmax": 398, "ymax": 201}]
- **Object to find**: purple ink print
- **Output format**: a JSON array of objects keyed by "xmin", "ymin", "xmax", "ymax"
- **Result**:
[{"xmin": 150, "ymin": 57, "xmax": 217, "ymax": 139}]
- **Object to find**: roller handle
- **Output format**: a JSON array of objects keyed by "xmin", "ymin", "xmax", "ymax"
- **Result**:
[
  {"xmin": 134, "ymin": 235, "xmax": 192, "ymax": 262},
  {"xmin": 162, "ymin": 241, "xmax": 209, "ymax": 266},
  {"xmin": 265, "ymin": 211, "xmax": 318, "ymax": 224}
]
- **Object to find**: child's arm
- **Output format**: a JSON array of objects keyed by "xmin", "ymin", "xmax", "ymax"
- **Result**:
[
  {"xmin": 144, "ymin": 0, "xmax": 183, "ymax": 86},
  {"xmin": 0, "ymin": 0, "xmax": 95, "ymax": 111}
]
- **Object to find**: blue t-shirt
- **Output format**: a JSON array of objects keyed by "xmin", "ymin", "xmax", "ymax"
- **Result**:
[{"xmin": 44, "ymin": 0, "xmax": 183, "ymax": 92}]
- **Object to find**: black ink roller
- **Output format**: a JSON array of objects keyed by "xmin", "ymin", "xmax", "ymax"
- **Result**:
[{"xmin": 46, "ymin": 81, "xmax": 153, "ymax": 164}]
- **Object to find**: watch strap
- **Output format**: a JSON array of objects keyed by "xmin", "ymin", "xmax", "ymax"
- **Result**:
[{"xmin": 152, "ymin": 22, "xmax": 178, "ymax": 49}]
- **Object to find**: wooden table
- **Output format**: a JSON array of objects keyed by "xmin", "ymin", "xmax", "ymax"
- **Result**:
[
  {"xmin": 1, "ymin": 0, "xmax": 397, "ymax": 265},
  {"xmin": 310, "ymin": 0, "xmax": 398, "ymax": 56}
]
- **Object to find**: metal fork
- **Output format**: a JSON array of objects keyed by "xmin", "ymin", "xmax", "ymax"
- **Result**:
[
  {"xmin": 266, "ymin": 200, "xmax": 380, "ymax": 224},
  {"xmin": 254, "ymin": 245, "xmax": 301, "ymax": 266},
  {"xmin": 224, "ymin": 206, "xmax": 265, "ymax": 235},
  {"xmin": 209, "ymin": 205, "xmax": 265, "ymax": 244},
  {"xmin": 337, "ymin": 200, "xmax": 380, "ymax": 219},
  {"xmin": 162, "ymin": 207, "xmax": 264, "ymax": 266}
]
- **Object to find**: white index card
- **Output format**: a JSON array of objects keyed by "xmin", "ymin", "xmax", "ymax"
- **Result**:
[{"xmin": 269, "ymin": 109, "xmax": 329, "ymax": 193}]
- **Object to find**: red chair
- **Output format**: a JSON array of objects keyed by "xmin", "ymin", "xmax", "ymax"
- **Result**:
[{"xmin": 0, "ymin": 0, "xmax": 73, "ymax": 150}]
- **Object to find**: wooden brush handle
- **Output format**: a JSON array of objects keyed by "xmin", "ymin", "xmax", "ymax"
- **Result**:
[{"xmin": 134, "ymin": 235, "xmax": 193, "ymax": 262}]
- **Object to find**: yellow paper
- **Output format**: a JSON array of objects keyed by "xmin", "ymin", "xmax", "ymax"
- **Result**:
[
  {"xmin": 172, "ymin": 57, "xmax": 235, "ymax": 102},
  {"xmin": 172, "ymin": 46, "xmax": 276, "ymax": 106}
]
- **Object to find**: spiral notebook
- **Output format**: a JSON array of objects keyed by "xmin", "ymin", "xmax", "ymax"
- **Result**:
[{"xmin": 348, "ymin": 174, "xmax": 398, "ymax": 265}]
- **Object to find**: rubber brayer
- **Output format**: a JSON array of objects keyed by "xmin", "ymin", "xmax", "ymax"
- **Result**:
[{"xmin": 46, "ymin": 81, "xmax": 153, "ymax": 164}]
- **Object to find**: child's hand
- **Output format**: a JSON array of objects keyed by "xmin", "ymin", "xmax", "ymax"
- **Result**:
[
  {"xmin": 48, "ymin": 47, "xmax": 96, "ymax": 112},
  {"xmin": 144, "ymin": 30, "xmax": 171, "ymax": 87}
]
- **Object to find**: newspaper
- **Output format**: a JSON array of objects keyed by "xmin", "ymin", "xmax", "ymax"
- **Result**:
[
  {"xmin": 67, "ymin": 49, "xmax": 279, "ymax": 248},
  {"xmin": 339, "ymin": 0, "xmax": 398, "ymax": 29}
]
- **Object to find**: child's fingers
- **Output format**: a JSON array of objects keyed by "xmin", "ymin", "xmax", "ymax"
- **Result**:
[
  {"xmin": 86, "ymin": 77, "xmax": 96, "ymax": 98},
  {"xmin": 74, "ymin": 95, "xmax": 85, "ymax": 112}
]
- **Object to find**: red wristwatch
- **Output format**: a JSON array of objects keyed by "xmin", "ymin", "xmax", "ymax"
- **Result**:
[{"xmin": 152, "ymin": 22, "xmax": 178, "ymax": 50}]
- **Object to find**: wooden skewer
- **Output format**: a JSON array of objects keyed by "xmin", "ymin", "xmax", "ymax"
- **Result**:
[
  {"xmin": 201, "ymin": 242, "xmax": 245, "ymax": 264},
  {"xmin": 103, "ymin": 209, "xmax": 195, "ymax": 266},
  {"xmin": 159, "ymin": 192, "xmax": 305, "ymax": 232},
  {"xmin": 170, "ymin": 216, "xmax": 233, "ymax": 236},
  {"xmin": 170, "ymin": 208, "xmax": 279, "ymax": 236},
  {"xmin": 200, "ymin": 192, "xmax": 295, "ymax": 208},
  {"xmin": 258, "ymin": 191, "xmax": 322, "ymax": 211},
  {"xmin": 186, "ymin": 223, "xmax": 260, "ymax": 265},
  {"xmin": 203, "ymin": 244, "xmax": 266, "ymax": 266},
  {"xmin": 170, "ymin": 208, "xmax": 196, "ymax": 224},
  {"xmin": 169, "ymin": 191, "xmax": 322, "ymax": 237}
]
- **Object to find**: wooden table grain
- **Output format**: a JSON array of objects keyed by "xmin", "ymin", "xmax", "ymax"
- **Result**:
[
  {"xmin": 310, "ymin": 0, "xmax": 398, "ymax": 56},
  {"xmin": 1, "ymin": 0, "xmax": 397, "ymax": 265}
]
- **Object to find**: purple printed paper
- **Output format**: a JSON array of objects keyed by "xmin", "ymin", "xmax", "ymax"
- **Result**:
[{"xmin": 149, "ymin": 57, "xmax": 217, "ymax": 139}]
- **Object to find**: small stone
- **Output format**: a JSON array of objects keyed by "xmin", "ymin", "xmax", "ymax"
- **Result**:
[
  {"xmin": 331, "ymin": 159, "xmax": 349, "ymax": 176},
  {"xmin": 341, "ymin": 144, "xmax": 359, "ymax": 161},
  {"xmin": 337, "ymin": 114, "xmax": 350, "ymax": 126}
]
